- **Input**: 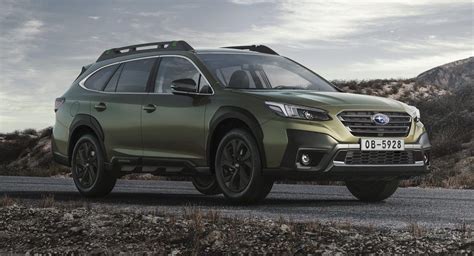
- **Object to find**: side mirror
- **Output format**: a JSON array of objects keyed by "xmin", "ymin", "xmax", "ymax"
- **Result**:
[{"xmin": 171, "ymin": 79, "xmax": 197, "ymax": 95}]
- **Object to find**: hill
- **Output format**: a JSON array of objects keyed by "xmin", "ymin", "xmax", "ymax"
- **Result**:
[{"xmin": 416, "ymin": 57, "xmax": 473, "ymax": 89}]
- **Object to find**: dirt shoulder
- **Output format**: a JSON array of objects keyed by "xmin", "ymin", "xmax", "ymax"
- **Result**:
[{"xmin": 0, "ymin": 198, "xmax": 472, "ymax": 255}]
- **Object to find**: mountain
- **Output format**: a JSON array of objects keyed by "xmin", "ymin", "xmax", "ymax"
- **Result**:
[{"xmin": 416, "ymin": 57, "xmax": 473, "ymax": 90}]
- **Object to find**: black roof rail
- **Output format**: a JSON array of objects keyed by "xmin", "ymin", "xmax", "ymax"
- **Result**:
[
  {"xmin": 96, "ymin": 40, "xmax": 194, "ymax": 62},
  {"xmin": 223, "ymin": 45, "xmax": 278, "ymax": 55}
]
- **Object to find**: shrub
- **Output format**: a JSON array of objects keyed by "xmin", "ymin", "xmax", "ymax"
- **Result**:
[{"xmin": 413, "ymin": 86, "xmax": 474, "ymax": 157}]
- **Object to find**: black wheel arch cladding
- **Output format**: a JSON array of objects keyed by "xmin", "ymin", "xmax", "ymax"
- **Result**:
[
  {"xmin": 207, "ymin": 106, "xmax": 266, "ymax": 168},
  {"xmin": 69, "ymin": 114, "xmax": 107, "ymax": 161}
]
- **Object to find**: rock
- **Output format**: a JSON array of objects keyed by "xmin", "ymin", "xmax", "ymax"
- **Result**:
[
  {"xmin": 69, "ymin": 226, "xmax": 83, "ymax": 233},
  {"xmin": 206, "ymin": 230, "xmax": 223, "ymax": 243},
  {"xmin": 62, "ymin": 213, "xmax": 74, "ymax": 221},
  {"xmin": 280, "ymin": 224, "xmax": 291, "ymax": 232}
]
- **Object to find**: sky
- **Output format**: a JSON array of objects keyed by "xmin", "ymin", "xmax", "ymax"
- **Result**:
[{"xmin": 0, "ymin": 0, "xmax": 473, "ymax": 132}]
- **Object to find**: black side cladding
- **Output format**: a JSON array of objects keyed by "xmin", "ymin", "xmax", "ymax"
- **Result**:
[{"xmin": 96, "ymin": 40, "xmax": 194, "ymax": 62}]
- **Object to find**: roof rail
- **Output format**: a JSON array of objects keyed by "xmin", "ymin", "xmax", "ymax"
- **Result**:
[
  {"xmin": 96, "ymin": 40, "xmax": 194, "ymax": 62},
  {"xmin": 223, "ymin": 45, "xmax": 278, "ymax": 55}
]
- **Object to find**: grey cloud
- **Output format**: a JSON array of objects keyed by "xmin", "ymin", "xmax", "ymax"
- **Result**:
[{"xmin": 0, "ymin": 0, "xmax": 472, "ymax": 132}]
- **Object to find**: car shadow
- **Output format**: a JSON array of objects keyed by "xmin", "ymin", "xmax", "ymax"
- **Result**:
[{"xmin": 2, "ymin": 190, "xmax": 372, "ymax": 208}]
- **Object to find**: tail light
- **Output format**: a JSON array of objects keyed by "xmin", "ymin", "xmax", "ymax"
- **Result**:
[{"xmin": 55, "ymin": 97, "xmax": 65, "ymax": 112}]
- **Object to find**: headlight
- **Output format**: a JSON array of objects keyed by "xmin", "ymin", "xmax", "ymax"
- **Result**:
[
  {"xmin": 407, "ymin": 105, "xmax": 420, "ymax": 122},
  {"xmin": 265, "ymin": 101, "xmax": 331, "ymax": 121}
]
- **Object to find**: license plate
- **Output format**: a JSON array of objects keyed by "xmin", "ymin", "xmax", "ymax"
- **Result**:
[{"xmin": 360, "ymin": 138, "xmax": 405, "ymax": 151}]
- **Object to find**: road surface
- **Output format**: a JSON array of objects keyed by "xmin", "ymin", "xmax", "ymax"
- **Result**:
[{"xmin": 1, "ymin": 176, "xmax": 472, "ymax": 229}]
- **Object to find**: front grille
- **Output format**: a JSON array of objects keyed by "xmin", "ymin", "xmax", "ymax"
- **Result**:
[
  {"xmin": 338, "ymin": 151, "xmax": 415, "ymax": 165},
  {"xmin": 338, "ymin": 111, "xmax": 412, "ymax": 137}
]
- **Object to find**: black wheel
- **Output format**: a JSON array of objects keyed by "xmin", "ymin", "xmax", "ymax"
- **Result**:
[
  {"xmin": 71, "ymin": 134, "xmax": 116, "ymax": 197},
  {"xmin": 192, "ymin": 175, "xmax": 221, "ymax": 195},
  {"xmin": 346, "ymin": 180, "xmax": 399, "ymax": 202},
  {"xmin": 215, "ymin": 129, "xmax": 273, "ymax": 204}
]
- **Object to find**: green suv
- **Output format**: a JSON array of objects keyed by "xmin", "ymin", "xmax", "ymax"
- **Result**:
[{"xmin": 52, "ymin": 40, "xmax": 431, "ymax": 203}]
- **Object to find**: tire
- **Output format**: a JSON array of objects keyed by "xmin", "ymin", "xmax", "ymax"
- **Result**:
[
  {"xmin": 214, "ymin": 129, "xmax": 273, "ymax": 204},
  {"xmin": 192, "ymin": 175, "xmax": 221, "ymax": 195},
  {"xmin": 71, "ymin": 134, "xmax": 116, "ymax": 197},
  {"xmin": 346, "ymin": 179, "xmax": 399, "ymax": 202}
]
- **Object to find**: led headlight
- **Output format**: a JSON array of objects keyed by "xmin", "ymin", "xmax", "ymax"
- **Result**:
[
  {"xmin": 407, "ymin": 105, "xmax": 421, "ymax": 122},
  {"xmin": 265, "ymin": 101, "xmax": 331, "ymax": 121}
]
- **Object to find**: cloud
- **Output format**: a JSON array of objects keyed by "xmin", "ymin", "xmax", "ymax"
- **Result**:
[
  {"xmin": 0, "ymin": 19, "xmax": 44, "ymax": 64},
  {"xmin": 229, "ymin": 0, "xmax": 275, "ymax": 4},
  {"xmin": 0, "ymin": 0, "xmax": 472, "ymax": 131},
  {"xmin": 221, "ymin": 0, "xmax": 453, "ymax": 42}
]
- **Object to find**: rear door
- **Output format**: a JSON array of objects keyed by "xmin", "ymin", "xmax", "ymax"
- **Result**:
[
  {"xmin": 90, "ymin": 58, "xmax": 156, "ymax": 160},
  {"xmin": 141, "ymin": 56, "xmax": 210, "ymax": 165}
]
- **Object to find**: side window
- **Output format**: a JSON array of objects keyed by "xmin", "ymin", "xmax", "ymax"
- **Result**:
[
  {"xmin": 154, "ymin": 57, "xmax": 202, "ymax": 93},
  {"xmin": 84, "ymin": 64, "xmax": 119, "ymax": 91},
  {"xmin": 116, "ymin": 58, "xmax": 155, "ymax": 93}
]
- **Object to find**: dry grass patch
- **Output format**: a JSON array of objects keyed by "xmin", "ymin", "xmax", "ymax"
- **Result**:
[
  {"xmin": 0, "ymin": 195, "xmax": 15, "ymax": 207},
  {"xmin": 408, "ymin": 222, "xmax": 426, "ymax": 238},
  {"xmin": 38, "ymin": 194, "xmax": 55, "ymax": 208}
]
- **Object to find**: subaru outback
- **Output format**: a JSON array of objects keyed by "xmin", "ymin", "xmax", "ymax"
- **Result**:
[{"xmin": 52, "ymin": 40, "xmax": 431, "ymax": 203}]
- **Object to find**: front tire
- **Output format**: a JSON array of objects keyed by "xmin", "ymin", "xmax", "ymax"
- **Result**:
[
  {"xmin": 214, "ymin": 129, "xmax": 273, "ymax": 204},
  {"xmin": 71, "ymin": 134, "xmax": 116, "ymax": 197},
  {"xmin": 346, "ymin": 180, "xmax": 399, "ymax": 202}
]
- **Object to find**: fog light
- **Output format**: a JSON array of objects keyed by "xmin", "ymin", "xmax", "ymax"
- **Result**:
[{"xmin": 301, "ymin": 154, "xmax": 311, "ymax": 166}]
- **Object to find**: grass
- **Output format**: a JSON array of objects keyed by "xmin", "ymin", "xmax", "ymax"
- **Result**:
[
  {"xmin": 38, "ymin": 194, "xmax": 55, "ymax": 208},
  {"xmin": 0, "ymin": 195, "xmax": 15, "ymax": 207},
  {"xmin": 408, "ymin": 222, "xmax": 426, "ymax": 238}
]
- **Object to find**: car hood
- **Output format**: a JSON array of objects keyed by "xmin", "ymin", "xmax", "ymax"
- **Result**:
[{"xmin": 238, "ymin": 90, "xmax": 408, "ymax": 111}]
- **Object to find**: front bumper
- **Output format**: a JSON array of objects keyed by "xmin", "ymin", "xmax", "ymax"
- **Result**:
[{"xmin": 263, "ymin": 130, "xmax": 431, "ymax": 180}]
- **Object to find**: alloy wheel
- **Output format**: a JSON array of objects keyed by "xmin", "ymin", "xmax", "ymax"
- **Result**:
[
  {"xmin": 74, "ymin": 141, "xmax": 98, "ymax": 189},
  {"xmin": 219, "ymin": 138, "xmax": 253, "ymax": 193}
]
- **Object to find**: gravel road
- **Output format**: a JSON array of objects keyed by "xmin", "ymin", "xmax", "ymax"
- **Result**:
[{"xmin": 1, "ymin": 176, "xmax": 472, "ymax": 229}]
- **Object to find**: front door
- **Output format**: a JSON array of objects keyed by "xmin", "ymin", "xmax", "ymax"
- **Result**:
[{"xmin": 141, "ymin": 56, "xmax": 210, "ymax": 166}]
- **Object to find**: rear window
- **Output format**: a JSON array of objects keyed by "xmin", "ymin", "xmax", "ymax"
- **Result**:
[
  {"xmin": 116, "ymin": 58, "xmax": 156, "ymax": 93},
  {"xmin": 84, "ymin": 65, "xmax": 119, "ymax": 91}
]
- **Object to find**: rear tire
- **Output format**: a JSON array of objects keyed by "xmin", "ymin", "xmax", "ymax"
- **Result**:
[
  {"xmin": 346, "ymin": 179, "xmax": 399, "ymax": 202},
  {"xmin": 192, "ymin": 175, "xmax": 221, "ymax": 195},
  {"xmin": 71, "ymin": 134, "xmax": 116, "ymax": 197},
  {"xmin": 214, "ymin": 129, "xmax": 273, "ymax": 204}
]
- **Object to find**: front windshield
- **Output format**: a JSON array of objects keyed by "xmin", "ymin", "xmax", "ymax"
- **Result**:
[{"xmin": 197, "ymin": 53, "xmax": 337, "ymax": 91}]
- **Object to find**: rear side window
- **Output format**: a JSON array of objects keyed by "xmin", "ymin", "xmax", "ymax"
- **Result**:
[
  {"xmin": 104, "ymin": 64, "xmax": 123, "ymax": 92},
  {"xmin": 116, "ymin": 58, "xmax": 155, "ymax": 93},
  {"xmin": 84, "ymin": 65, "xmax": 119, "ymax": 91}
]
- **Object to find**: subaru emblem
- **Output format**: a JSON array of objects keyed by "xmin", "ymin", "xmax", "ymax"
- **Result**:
[{"xmin": 372, "ymin": 113, "xmax": 390, "ymax": 125}]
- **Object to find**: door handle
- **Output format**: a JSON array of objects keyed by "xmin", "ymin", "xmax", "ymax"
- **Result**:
[
  {"xmin": 94, "ymin": 102, "xmax": 107, "ymax": 111},
  {"xmin": 143, "ymin": 104, "xmax": 157, "ymax": 113}
]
